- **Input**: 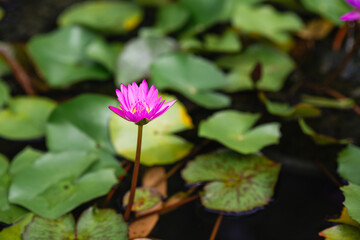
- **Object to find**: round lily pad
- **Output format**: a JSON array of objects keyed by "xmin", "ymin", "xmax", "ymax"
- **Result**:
[
  {"xmin": 182, "ymin": 150, "xmax": 281, "ymax": 213},
  {"xmin": 58, "ymin": 1, "xmax": 143, "ymax": 34},
  {"xmin": 110, "ymin": 95, "xmax": 193, "ymax": 166},
  {"xmin": 123, "ymin": 187, "xmax": 162, "ymax": 212},
  {"xmin": 199, "ymin": 110, "xmax": 281, "ymax": 154},
  {"xmin": 151, "ymin": 52, "xmax": 230, "ymax": 109},
  {"xmin": 0, "ymin": 96, "xmax": 56, "ymax": 140}
]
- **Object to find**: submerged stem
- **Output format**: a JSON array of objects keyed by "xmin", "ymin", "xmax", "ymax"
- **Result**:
[
  {"xmin": 209, "ymin": 213, "xmax": 223, "ymax": 240},
  {"xmin": 124, "ymin": 124, "xmax": 143, "ymax": 222}
]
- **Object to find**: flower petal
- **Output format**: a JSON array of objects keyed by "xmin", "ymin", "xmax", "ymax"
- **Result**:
[
  {"xmin": 139, "ymin": 79, "xmax": 149, "ymax": 100},
  {"xmin": 346, "ymin": 0, "xmax": 360, "ymax": 9},
  {"xmin": 159, "ymin": 99, "xmax": 177, "ymax": 112},
  {"xmin": 150, "ymin": 106, "xmax": 171, "ymax": 120},
  {"xmin": 109, "ymin": 106, "xmax": 130, "ymax": 121},
  {"xmin": 116, "ymin": 89, "xmax": 130, "ymax": 111},
  {"xmin": 340, "ymin": 11, "xmax": 360, "ymax": 21}
]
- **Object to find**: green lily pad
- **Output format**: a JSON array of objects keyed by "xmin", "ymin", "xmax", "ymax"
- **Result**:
[
  {"xmin": 0, "ymin": 154, "xmax": 28, "ymax": 224},
  {"xmin": 58, "ymin": 1, "xmax": 143, "ymax": 34},
  {"xmin": 182, "ymin": 150, "xmax": 281, "ymax": 213},
  {"xmin": 302, "ymin": 95, "xmax": 355, "ymax": 109},
  {"xmin": 155, "ymin": 3, "xmax": 190, "ymax": 34},
  {"xmin": 28, "ymin": 26, "xmax": 109, "ymax": 88},
  {"xmin": 217, "ymin": 44, "xmax": 295, "ymax": 92},
  {"xmin": 9, "ymin": 147, "xmax": 44, "ymax": 176},
  {"xmin": 301, "ymin": 0, "xmax": 351, "ymax": 26},
  {"xmin": 338, "ymin": 145, "xmax": 360, "ymax": 185},
  {"xmin": 22, "ymin": 207, "xmax": 127, "ymax": 240},
  {"xmin": 46, "ymin": 94, "xmax": 124, "ymax": 176},
  {"xmin": 9, "ymin": 151, "xmax": 118, "ymax": 219},
  {"xmin": 0, "ymin": 57, "xmax": 11, "ymax": 77},
  {"xmin": 0, "ymin": 96, "xmax": 56, "ymax": 140},
  {"xmin": 298, "ymin": 119, "xmax": 351, "ymax": 145},
  {"xmin": 0, "ymin": 79, "xmax": 10, "ymax": 108},
  {"xmin": 259, "ymin": 92, "xmax": 321, "ymax": 118},
  {"xmin": 319, "ymin": 224, "xmax": 360, "ymax": 240},
  {"xmin": 199, "ymin": 110, "xmax": 281, "ymax": 154},
  {"xmin": 231, "ymin": 4, "xmax": 303, "ymax": 44},
  {"xmin": 0, "ymin": 214, "xmax": 34, "ymax": 240},
  {"xmin": 116, "ymin": 35, "xmax": 176, "ymax": 85},
  {"xmin": 135, "ymin": 0, "xmax": 170, "ymax": 6},
  {"xmin": 342, "ymin": 183, "xmax": 360, "ymax": 224},
  {"xmin": 123, "ymin": 187, "xmax": 162, "ymax": 212},
  {"xmin": 151, "ymin": 52, "xmax": 230, "ymax": 109},
  {"xmin": 110, "ymin": 95, "xmax": 193, "ymax": 166},
  {"xmin": 204, "ymin": 29, "xmax": 241, "ymax": 53}
]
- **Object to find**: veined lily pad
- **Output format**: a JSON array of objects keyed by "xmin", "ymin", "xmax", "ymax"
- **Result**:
[
  {"xmin": 231, "ymin": 4, "xmax": 303, "ymax": 44},
  {"xmin": 28, "ymin": 26, "xmax": 109, "ymax": 88},
  {"xmin": 58, "ymin": 1, "xmax": 143, "ymax": 34},
  {"xmin": 151, "ymin": 53, "xmax": 230, "ymax": 109},
  {"xmin": 302, "ymin": 95, "xmax": 355, "ymax": 109},
  {"xmin": 22, "ymin": 206, "xmax": 127, "ymax": 240},
  {"xmin": 0, "ymin": 154, "xmax": 28, "ymax": 224},
  {"xmin": 155, "ymin": 3, "xmax": 190, "ymax": 34},
  {"xmin": 110, "ymin": 95, "xmax": 193, "ymax": 166},
  {"xmin": 182, "ymin": 150, "xmax": 281, "ymax": 213},
  {"xmin": 319, "ymin": 224, "xmax": 360, "ymax": 240},
  {"xmin": 298, "ymin": 119, "xmax": 351, "ymax": 145},
  {"xmin": 259, "ymin": 92, "xmax": 321, "ymax": 118},
  {"xmin": 342, "ymin": 183, "xmax": 360, "ymax": 224},
  {"xmin": 199, "ymin": 110, "xmax": 281, "ymax": 154},
  {"xmin": 338, "ymin": 145, "xmax": 360, "ymax": 185},
  {"xmin": 0, "ymin": 96, "xmax": 56, "ymax": 140},
  {"xmin": 217, "ymin": 44, "xmax": 295, "ymax": 92},
  {"xmin": 116, "ymin": 35, "xmax": 176, "ymax": 86},
  {"xmin": 203, "ymin": 29, "xmax": 241, "ymax": 53},
  {"xmin": 0, "ymin": 79, "xmax": 10, "ymax": 108},
  {"xmin": 123, "ymin": 187, "xmax": 162, "ymax": 212},
  {"xmin": 46, "ymin": 94, "xmax": 124, "ymax": 176},
  {"xmin": 301, "ymin": 0, "xmax": 351, "ymax": 26},
  {"xmin": 9, "ymin": 151, "xmax": 118, "ymax": 219}
]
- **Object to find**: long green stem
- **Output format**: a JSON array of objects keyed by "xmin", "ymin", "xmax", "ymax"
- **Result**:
[{"xmin": 124, "ymin": 124, "xmax": 143, "ymax": 222}]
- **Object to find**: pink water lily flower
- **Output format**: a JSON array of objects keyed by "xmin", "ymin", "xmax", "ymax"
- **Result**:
[
  {"xmin": 341, "ymin": 0, "xmax": 360, "ymax": 21},
  {"xmin": 109, "ymin": 80, "xmax": 176, "ymax": 125}
]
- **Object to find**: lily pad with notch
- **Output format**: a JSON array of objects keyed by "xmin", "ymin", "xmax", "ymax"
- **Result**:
[
  {"xmin": 182, "ymin": 150, "xmax": 281, "ymax": 213},
  {"xmin": 199, "ymin": 110, "xmax": 281, "ymax": 154},
  {"xmin": 123, "ymin": 187, "xmax": 162, "ymax": 212}
]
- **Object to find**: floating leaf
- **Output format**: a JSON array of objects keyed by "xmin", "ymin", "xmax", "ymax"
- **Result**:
[
  {"xmin": 116, "ymin": 35, "xmax": 176, "ymax": 85},
  {"xmin": 204, "ymin": 29, "xmax": 242, "ymax": 53},
  {"xmin": 232, "ymin": 4, "xmax": 303, "ymax": 44},
  {"xmin": 58, "ymin": 1, "xmax": 143, "ymax": 34},
  {"xmin": 46, "ymin": 94, "xmax": 124, "ymax": 176},
  {"xmin": 217, "ymin": 44, "xmax": 295, "ymax": 92},
  {"xmin": 302, "ymin": 95, "xmax": 355, "ymax": 109},
  {"xmin": 135, "ymin": 0, "xmax": 170, "ymax": 6},
  {"xmin": 151, "ymin": 53, "xmax": 230, "ymax": 109},
  {"xmin": 110, "ymin": 95, "xmax": 193, "ymax": 166},
  {"xmin": 182, "ymin": 150, "xmax": 281, "ymax": 213},
  {"xmin": 28, "ymin": 26, "xmax": 109, "ymax": 88},
  {"xmin": 155, "ymin": 3, "xmax": 190, "ymax": 34},
  {"xmin": 0, "ymin": 79, "xmax": 10, "ymax": 108},
  {"xmin": 330, "ymin": 207, "xmax": 360, "ymax": 228},
  {"xmin": 301, "ymin": 0, "xmax": 351, "ymax": 26},
  {"xmin": 298, "ymin": 119, "xmax": 351, "ymax": 145},
  {"xmin": 123, "ymin": 187, "xmax": 162, "ymax": 212},
  {"xmin": 9, "ymin": 151, "xmax": 117, "ymax": 219},
  {"xmin": 342, "ymin": 183, "xmax": 360, "ymax": 224},
  {"xmin": 319, "ymin": 224, "xmax": 360, "ymax": 240},
  {"xmin": 199, "ymin": 110, "xmax": 280, "ymax": 154},
  {"xmin": 259, "ymin": 92, "xmax": 321, "ymax": 118},
  {"xmin": 0, "ymin": 96, "xmax": 56, "ymax": 140},
  {"xmin": 9, "ymin": 147, "xmax": 44, "ymax": 176},
  {"xmin": 338, "ymin": 145, "xmax": 360, "ymax": 185},
  {"xmin": 0, "ymin": 214, "xmax": 34, "ymax": 240}
]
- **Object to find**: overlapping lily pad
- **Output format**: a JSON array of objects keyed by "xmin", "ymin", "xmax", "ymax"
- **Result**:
[
  {"xmin": 199, "ymin": 110, "xmax": 281, "ymax": 154},
  {"xmin": 155, "ymin": 3, "xmax": 190, "ymax": 34},
  {"xmin": 298, "ymin": 119, "xmax": 351, "ymax": 145},
  {"xmin": 28, "ymin": 26, "xmax": 110, "ymax": 88},
  {"xmin": 116, "ymin": 35, "xmax": 176, "ymax": 85},
  {"xmin": 0, "ymin": 214, "xmax": 33, "ymax": 239},
  {"xmin": 182, "ymin": 150, "xmax": 281, "ymax": 213},
  {"xmin": 0, "ymin": 96, "xmax": 56, "ymax": 140},
  {"xmin": 217, "ymin": 44, "xmax": 295, "ymax": 92},
  {"xmin": 319, "ymin": 224, "xmax": 360, "ymax": 240},
  {"xmin": 110, "ymin": 95, "xmax": 193, "ymax": 166},
  {"xmin": 231, "ymin": 4, "xmax": 303, "ymax": 43},
  {"xmin": 22, "ymin": 206, "xmax": 127, "ymax": 240},
  {"xmin": 8, "ymin": 150, "xmax": 118, "ymax": 219},
  {"xmin": 46, "ymin": 94, "xmax": 124, "ymax": 176},
  {"xmin": 0, "ymin": 154, "xmax": 28, "ymax": 224},
  {"xmin": 58, "ymin": 1, "xmax": 143, "ymax": 34},
  {"xmin": 204, "ymin": 29, "xmax": 242, "ymax": 53},
  {"xmin": 151, "ymin": 53, "xmax": 230, "ymax": 109},
  {"xmin": 123, "ymin": 187, "xmax": 162, "ymax": 212},
  {"xmin": 338, "ymin": 145, "xmax": 360, "ymax": 185},
  {"xmin": 342, "ymin": 183, "xmax": 360, "ymax": 224}
]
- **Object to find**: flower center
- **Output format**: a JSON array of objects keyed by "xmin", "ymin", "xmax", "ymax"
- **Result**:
[{"xmin": 131, "ymin": 101, "xmax": 150, "ymax": 114}]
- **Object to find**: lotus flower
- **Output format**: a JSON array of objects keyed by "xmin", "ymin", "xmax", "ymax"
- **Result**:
[
  {"xmin": 109, "ymin": 79, "xmax": 176, "ymax": 125},
  {"xmin": 341, "ymin": 0, "xmax": 360, "ymax": 21}
]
